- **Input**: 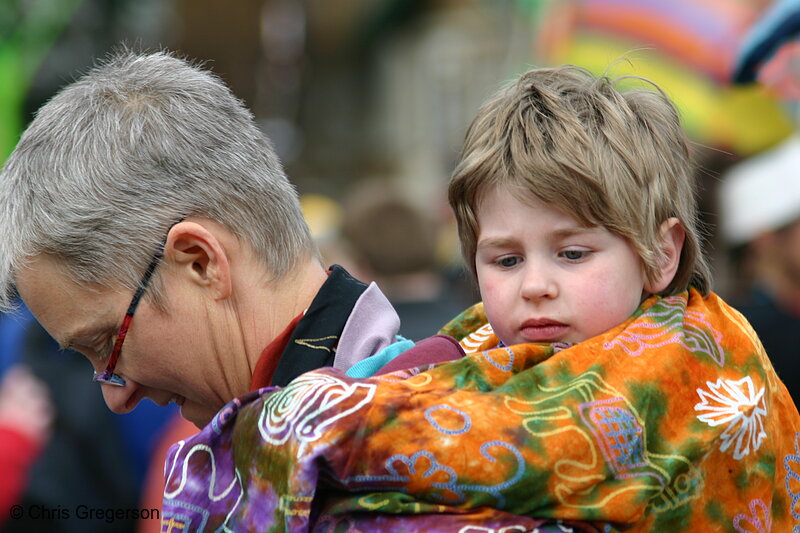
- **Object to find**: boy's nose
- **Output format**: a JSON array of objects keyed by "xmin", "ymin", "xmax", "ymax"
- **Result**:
[{"xmin": 520, "ymin": 264, "xmax": 558, "ymax": 301}]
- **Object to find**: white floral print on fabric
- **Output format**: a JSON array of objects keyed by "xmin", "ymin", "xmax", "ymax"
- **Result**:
[{"xmin": 694, "ymin": 376, "xmax": 767, "ymax": 460}]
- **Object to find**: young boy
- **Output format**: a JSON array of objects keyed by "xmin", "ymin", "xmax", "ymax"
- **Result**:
[
  {"xmin": 160, "ymin": 66, "xmax": 800, "ymax": 532},
  {"xmin": 447, "ymin": 65, "xmax": 708, "ymax": 350}
]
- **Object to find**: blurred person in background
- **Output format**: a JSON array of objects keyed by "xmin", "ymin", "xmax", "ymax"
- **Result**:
[
  {"xmin": 719, "ymin": 133, "xmax": 800, "ymax": 404},
  {"xmin": 341, "ymin": 180, "xmax": 467, "ymax": 341},
  {"xmin": 0, "ymin": 365, "xmax": 52, "ymax": 528}
]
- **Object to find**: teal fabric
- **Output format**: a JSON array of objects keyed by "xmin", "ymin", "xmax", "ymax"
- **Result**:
[{"xmin": 345, "ymin": 336, "xmax": 414, "ymax": 378}]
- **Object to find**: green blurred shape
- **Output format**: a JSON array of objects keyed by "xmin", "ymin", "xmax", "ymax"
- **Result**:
[{"xmin": 0, "ymin": 0, "xmax": 85, "ymax": 163}]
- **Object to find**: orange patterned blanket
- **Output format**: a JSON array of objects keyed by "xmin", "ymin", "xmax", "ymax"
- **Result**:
[{"xmin": 162, "ymin": 290, "xmax": 800, "ymax": 532}]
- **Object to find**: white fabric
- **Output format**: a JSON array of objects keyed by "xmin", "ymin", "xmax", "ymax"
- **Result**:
[{"xmin": 720, "ymin": 134, "xmax": 800, "ymax": 245}]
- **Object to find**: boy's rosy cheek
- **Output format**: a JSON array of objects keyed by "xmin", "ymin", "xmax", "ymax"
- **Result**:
[{"xmin": 477, "ymin": 279, "xmax": 503, "ymax": 302}]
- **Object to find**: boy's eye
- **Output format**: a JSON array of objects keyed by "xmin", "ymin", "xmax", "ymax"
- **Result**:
[
  {"xmin": 561, "ymin": 249, "xmax": 588, "ymax": 261},
  {"xmin": 496, "ymin": 256, "xmax": 522, "ymax": 268}
]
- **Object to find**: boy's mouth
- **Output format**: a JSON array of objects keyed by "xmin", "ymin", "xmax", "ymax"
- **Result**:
[{"xmin": 519, "ymin": 318, "xmax": 568, "ymax": 342}]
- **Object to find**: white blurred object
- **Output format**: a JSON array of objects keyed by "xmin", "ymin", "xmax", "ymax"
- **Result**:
[{"xmin": 720, "ymin": 134, "xmax": 800, "ymax": 245}]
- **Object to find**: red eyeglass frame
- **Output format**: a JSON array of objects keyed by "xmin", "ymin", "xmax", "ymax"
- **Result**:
[{"xmin": 92, "ymin": 229, "xmax": 172, "ymax": 387}]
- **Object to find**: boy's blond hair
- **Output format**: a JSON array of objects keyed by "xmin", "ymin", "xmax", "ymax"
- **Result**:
[{"xmin": 449, "ymin": 65, "xmax": 711, "ymax": 296}]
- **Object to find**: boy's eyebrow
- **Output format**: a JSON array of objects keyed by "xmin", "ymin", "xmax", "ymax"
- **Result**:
[
  {"xmin": 477, "ymin": 227, "xmax": 602, "ymax": 249},
  {"xmin": 551, "ymin": 226, "xmax": 602, "ymax": 238},
  {"xmin": 476, "ymin": 236, "xmax": 519, "ymax": 249}
]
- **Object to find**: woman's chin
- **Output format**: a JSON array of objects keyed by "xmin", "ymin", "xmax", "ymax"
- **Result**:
[{"xmin": 180, "ymin": 401, "xmax": 216, "ymax": 430}]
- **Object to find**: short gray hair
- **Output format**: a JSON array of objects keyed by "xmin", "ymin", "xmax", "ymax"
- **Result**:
[{"xmin": 0, "ymin": 49, "xmax": 316, "ymax": 311}]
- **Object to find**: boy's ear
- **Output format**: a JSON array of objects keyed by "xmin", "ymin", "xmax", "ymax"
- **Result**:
[
  {"xmin": 645, "ymin": 217, "xmax": 685, "ymax": 294},
  {"xmin": 163, "ymin": 221, "xmax": 232, "ymax": 300}
]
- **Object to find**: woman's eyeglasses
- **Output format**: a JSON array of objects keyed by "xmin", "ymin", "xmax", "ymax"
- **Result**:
[{"xmin": 92, "ymin": 229, "xmax": 172, "ymax": 387}]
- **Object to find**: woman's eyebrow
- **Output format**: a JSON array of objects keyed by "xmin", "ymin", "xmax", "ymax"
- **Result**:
[{"xmin": 59, "ymin": 323, "xmax": 117, "ymax": 350}]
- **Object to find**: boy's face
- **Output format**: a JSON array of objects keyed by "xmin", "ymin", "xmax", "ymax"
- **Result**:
[{"xmin": 474, "ymin": 187, "xmax": 653, "ymax": 346}]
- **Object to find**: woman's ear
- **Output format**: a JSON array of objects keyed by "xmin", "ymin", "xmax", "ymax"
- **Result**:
[
  {"xmin": 163, "ymin": 221, "xmax": 232, "ymax": 300},
  {"xmin": 645, "ymin": 217, "xmax": 685, "ymax": 294}
]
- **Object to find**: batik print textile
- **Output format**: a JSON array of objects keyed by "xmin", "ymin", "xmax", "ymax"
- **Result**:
[{"xmin": 162, "ymin": 290, "xmax": 800, "ymax": 532}]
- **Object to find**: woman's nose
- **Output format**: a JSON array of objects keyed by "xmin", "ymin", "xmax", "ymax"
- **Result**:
[{"xmin": 101, "ymin": 377, "xmax": 140, "ymax": 414}]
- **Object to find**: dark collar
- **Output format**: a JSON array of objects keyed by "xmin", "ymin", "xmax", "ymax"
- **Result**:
[{"xmin": 265, "ymin": 265, "xmax": 368, "ymax": 387}]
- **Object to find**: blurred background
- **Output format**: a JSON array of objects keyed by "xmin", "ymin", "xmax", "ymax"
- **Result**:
[{"xmin": 1, "ymin": 0, "xmax": 798, "ymax": 531}]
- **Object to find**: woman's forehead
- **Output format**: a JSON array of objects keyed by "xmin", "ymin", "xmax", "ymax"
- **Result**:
[{"xmin": 15, "ymin": 254, "xmax": 121, "ymax": 348}]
